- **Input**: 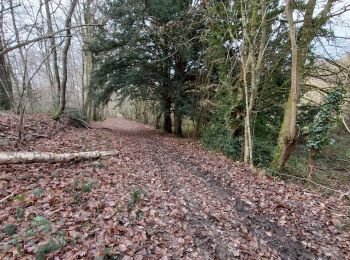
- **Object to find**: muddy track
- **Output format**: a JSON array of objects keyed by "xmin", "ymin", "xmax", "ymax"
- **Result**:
[
  {"xmin": 154, "ymin": 139, "xmax": 315, "ymax": 259},
  {"xmin": 96, "ymin": 119, "xmax": 317, "ymax": 259}
]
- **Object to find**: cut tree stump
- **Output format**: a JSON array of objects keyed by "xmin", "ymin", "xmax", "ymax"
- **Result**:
[{"xmin": 0, "ymin": 151, "xmax": 118, "ymax": 164}]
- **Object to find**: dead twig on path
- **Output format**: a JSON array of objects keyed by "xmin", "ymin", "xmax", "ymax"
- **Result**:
[{"xmin": 0, "ymin": 190, "xmax": 17, "ymax": 203}]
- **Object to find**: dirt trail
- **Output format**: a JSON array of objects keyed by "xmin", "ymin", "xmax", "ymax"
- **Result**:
[
  {"xmin": 1, "ymin": 115, "xmax": 349, "ymax": 259},
  {"xmin": 92, "ymin": 118, "xmax": 349, "ymax": 259}
]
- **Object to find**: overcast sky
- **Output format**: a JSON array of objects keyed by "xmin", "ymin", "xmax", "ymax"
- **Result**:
[{"xmin": 313, "ymin": 0, "xmax": 350, "ymax": 59}]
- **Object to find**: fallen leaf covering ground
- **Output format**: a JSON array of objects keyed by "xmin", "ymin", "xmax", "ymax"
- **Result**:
[{"xmin": 0, "ymin": 112, "xmax": 350, "ymax": 259}]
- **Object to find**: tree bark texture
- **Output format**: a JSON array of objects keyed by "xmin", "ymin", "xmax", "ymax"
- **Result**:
[
  {"xmin": 58, "ymin": 0, "xmax": 79, "ymax": 116},
  {"xmin": 0, "ymin": 8, "xmax": 13, "ymax": 110},
  {"xmin": 272, "ymin": 0, "xmax": 335, "ymax": 172},
  {"xmin": 163, "ymin": 96, "xmax": 172, "ymax": 133},
  {"xmin": 0, "ymin": 150, "xmax": 118, "ymax": 165},
  {"xmin": 44, "ymin": 0, "xmax": 61, "ymax": 107},
  {"xmin": 240, "ymin": 0, "xmax": 268, "ymax": 165},
  {"xmin": 174, "ymin": 108, "xmax": 183, "ymax": 137}
]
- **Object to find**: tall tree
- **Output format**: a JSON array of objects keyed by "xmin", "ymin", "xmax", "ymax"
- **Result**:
[
  {"xmin": 58, "ymin": 0, "xmax": 79, "ymax": 116},
  {"xmin": 82, "ymin": 0, "xmax": 96, "ymax": 118},
  {"xmin": 272, "ymin": 0, "xmax": 339, "ymax": 172},
  {"xmin": 240, "ymin": 0, "xmax": 270, "ymax": 164},
  {"xmin": 44, "ymin": 0, "xmax": 61, "ymax": 108}
]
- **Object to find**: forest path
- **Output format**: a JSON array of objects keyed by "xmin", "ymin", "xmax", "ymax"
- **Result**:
[
  {"xmin": 91, "ymin": 118, "xmax": 348, "ymax": 259},
  {"xmin": 1, "ymin": 114, "xmax": 348, "ymax": 259}
]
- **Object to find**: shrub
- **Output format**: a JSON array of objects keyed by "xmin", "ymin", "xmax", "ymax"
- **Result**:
[{"xmin": 201, "ymin": 122, "xmax": 241, "ymax": 159}]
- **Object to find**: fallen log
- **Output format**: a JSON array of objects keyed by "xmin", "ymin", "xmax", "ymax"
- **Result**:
[{"xmin": 0, "ymin": 151, "xmax": 118, "ymax": 164}]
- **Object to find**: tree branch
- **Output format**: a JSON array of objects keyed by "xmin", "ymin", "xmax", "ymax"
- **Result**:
[
  {"xmin": 0, "ymin": 24, "xmax": 101, "ymax": 56},
  {"xmin": 0, "ymin": 3, "xmax": 20, "ymax": 13}
]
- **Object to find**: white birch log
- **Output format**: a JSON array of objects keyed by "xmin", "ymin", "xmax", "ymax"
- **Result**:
[{"xmin": 0, "ymin": 151, "xmax": 118, "ymax": 164}]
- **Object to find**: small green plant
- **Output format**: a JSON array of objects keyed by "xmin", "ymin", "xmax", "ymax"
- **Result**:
[
  {"xmin": 82, "ymin": 181, "xmax": 94, "ymax": 193},
  {"xmin": 3, "ymin": 224, "xmax": 17, "ymax": 236},
  {"xmin": 127, "ymin": 188, "xmax": 146, "ymax": 212},
  {"xmin": 16, "ymin": 208, "xmax": 25, "ymax": 219},
  {"xmin": 132, "ymin": 189, "xmax": 145, "ymax": 203},
  {"xmin": 68, "ymin": 178, "xmax": 96, "ymax": 203},
  {"xmin": 13, "ymin": 194, "xmax": 25, "ymax": 202},
  {"xmin": 36, "ymin": 243, "xmax": 60, "ymax": 260},
  {"xmin": 30, "ymin": 216, "xmax": 51, "ymax": 234},
  {"xmin": 36, "ymin": 240, "xmax": 62, "ymax": 260},
  {"xmin": 25, "ymin": 216, "xmax": 51, "ymax": 239},
  {"xmin": 32, "ymin": 188, "xmax": 44, "ymax": 198},
  {"xmin": 2, "ymin": 216, "xmax": 66, "ymax": 257},
  {"xmin": 1, "ymin": 235, "xmax": 22, "ymax": 255}
]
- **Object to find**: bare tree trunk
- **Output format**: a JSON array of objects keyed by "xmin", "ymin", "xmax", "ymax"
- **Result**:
[
  {"xmin": 9, "ymin": 0, "xmax": 34, "ymax": 111},
  {"xmin": 38, "ymin": 8, "xmax": 55, "ymax": 102},
  {"xmin": 82, "ymin": 0, "xmax": 94, "ymax": 116},
  {"xmin": 0, "ymin": 44, "xmax": 13, "ymax": 110},
  {"xmin": 82, "ymin": 54, "xmax": 93, "ymax": 116},
  {"xmin": 58, "ymin": 0, "xmax": 79, "ymax": 116},
  {"xmin": 241, "ymin": 51, "xmax": 253, "ymax": 163},
  {"xmin": 43, "ymin": 40, "xmax": 55, "ymax": 102},
  {"xmin": 5, "ymin": 53, "xmax": 20, "ymax": 101},
  {"xmin": 155, "ymin": 113, "xmax": 162, "ymax": 129},
  {"xmin": 240, "ymin": 0, "xmax": 268, "ymax": 165},
  {"xmin": 44, "ymin": 0, "xmax": 61, "ymax": 109}
]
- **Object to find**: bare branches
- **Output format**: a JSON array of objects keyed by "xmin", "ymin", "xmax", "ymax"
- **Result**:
[
  {"xmin": 0, "ymin": 3, "xmax": 20, "ymax": 13},
  {"xmin": 0, "ymin": 24, "xmax": 101, "ymax": 56}
]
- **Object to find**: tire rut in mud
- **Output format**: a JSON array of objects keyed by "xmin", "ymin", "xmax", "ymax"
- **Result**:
[{"xmin": 149, "ymin": 135, "xmax": 316, "ymax": 260}]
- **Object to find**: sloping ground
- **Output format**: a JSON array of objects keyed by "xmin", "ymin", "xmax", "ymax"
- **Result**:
[
  {"xmin": 0, "ymin": 112, "xmax": 69, "ymax": 152},
  {"xmin": 0, "ymin": 113, "xmax": 349, "ymax": 259}
]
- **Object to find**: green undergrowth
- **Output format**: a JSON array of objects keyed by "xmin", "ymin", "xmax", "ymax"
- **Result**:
[
  {"xmin": 1, "ymin": 215, "xmax": 67, "ymax": 259},
  {"xmin": 286, "ymin": 130, "xmax": 350, "ymax": 194}
]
